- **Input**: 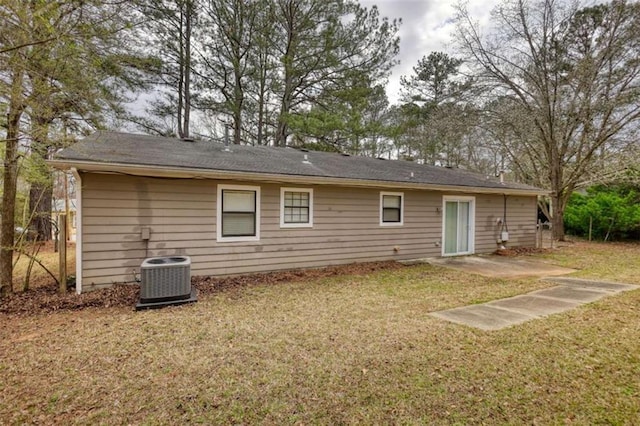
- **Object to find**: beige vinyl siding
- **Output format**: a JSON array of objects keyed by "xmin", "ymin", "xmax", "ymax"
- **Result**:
[
  {"xmin": 474, "ymin": 194, "xmax": 537, "ymax": 252},
  {"xmin": 79, "ymin": 173, "xmax": 537, "ymax": 291}
]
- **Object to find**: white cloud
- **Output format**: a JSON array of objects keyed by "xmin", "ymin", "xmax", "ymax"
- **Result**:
[{"xmin": 361, "ymin": 0, "xmax": 499, "ymax": 103}]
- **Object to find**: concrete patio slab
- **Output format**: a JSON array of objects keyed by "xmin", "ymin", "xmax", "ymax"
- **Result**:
[
  {"xmin": 487, "ymin": 295, "xmax": 580, "ymax": 317},
  {"xmin": 430, "ymin": 278, "xmax": 639, "ymax": 331},
  {"xmin": 422, "ymin": 256, "xmax": 576, "ymax": 278},
  {"xmin": 430, "ymin": 304, "xmax": 534, "ymax": 331},
  {"xmin": 543, "ymin": 277, "xmax": 639, "ymax": 292},
  {"xmin": 530, "ymin": 286, "xmax": 609, "ymax": 303}
]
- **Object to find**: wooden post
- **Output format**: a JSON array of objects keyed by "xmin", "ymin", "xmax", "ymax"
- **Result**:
[
  {"xmin": 59, "ymin": 214, "xmax": 67, "ymax": 293},
  {"xmin": 588, "ymin": 216, "xmax": 593, "ymax": 242},
  {"xmin": 537, "ymin": 219, "xmax": 542, "ymax": 249}
]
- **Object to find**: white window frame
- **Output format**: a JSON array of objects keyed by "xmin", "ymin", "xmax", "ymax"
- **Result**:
[
  {"xmin": 441, "ymin": 195, "xmax": 475, "ymax": 256},
  {"xmin": 217, "ymin": 184, "xmax": 261, "ymax": 242},
  {"xmin": 379, "ymin": 191, "xmax": 404, "ymax": 226},
  {"xmin": 280, "ymin": 187, "xmax": 314, "ymax": 228}
]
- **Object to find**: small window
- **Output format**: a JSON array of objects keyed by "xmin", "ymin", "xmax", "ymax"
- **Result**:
[
  {"xmin": 280, "ymin": 187, "xmax": 313, "ymax": 228},
  {"xmin": 217, "ymin": 184, "xmax": 260, "ymax": 242},
  {"xmin": 380, "ymin": 192, "xmax": 404, "ymax": 226}
]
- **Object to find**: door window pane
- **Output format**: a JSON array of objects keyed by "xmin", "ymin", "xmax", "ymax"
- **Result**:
[
  {"xmin": 458, "ymin": 201, "xmax": 470, "ymax": 252},
  {"xmin": 444, "ymin": 201, "xmax": 458, "ymax": 254}
]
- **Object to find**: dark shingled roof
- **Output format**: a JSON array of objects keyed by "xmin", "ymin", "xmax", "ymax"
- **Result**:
[{"xmin": 54, "ymin": 131, "xmax": 542, "ymax": 193}]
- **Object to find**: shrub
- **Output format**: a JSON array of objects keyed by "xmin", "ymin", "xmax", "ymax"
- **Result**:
[{"xmin": 564, "ymin": 185, "xmax": 640, "ymax": 241}]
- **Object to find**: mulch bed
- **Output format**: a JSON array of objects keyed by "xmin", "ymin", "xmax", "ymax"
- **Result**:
[{"xmin": 0, "ymin": 261, "xmax": 404, "ymax": 316}]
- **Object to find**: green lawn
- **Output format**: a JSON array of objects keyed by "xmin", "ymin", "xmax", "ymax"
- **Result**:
[{"xmin": 1, "ymin": 241, "xmax": 639, "ymax": 424}]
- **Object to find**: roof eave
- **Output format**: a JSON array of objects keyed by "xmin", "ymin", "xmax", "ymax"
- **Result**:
[{"xmin": 48, "ymin": 159, "xmax": 549, "ymax": 196}]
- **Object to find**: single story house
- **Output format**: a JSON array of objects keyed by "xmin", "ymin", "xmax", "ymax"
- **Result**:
[{"xmin": 49, "ymin": 131, "xmax": 546, "ymax": 294}]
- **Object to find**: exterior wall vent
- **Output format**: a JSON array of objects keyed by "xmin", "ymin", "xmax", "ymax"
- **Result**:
[{"xmin": 136, "ymin": 256, "xmax": 197, "ymax": 309}]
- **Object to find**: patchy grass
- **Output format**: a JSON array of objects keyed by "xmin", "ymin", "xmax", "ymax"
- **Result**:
[
  {"xmin": 1, "ymin": 242, "xmax": 639, "ymax": 424},
  {"xmin": 537, "ymin": 240, "xmax": 640, "ymax": 284}
]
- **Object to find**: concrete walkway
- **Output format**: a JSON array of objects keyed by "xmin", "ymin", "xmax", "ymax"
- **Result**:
[{"xmin": 430, "ymin": 277, "xmax": 639, "ymax": 331}]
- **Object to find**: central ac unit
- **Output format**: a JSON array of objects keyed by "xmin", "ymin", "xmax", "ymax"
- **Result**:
[{"xmin": 136, "ymin": 256, "xmax": 197, "ymax": 309}]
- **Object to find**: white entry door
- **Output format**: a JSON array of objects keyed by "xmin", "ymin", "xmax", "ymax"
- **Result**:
[{"xmin": 443, "ymin": 197, "xmax": 475, "ymax": 256}]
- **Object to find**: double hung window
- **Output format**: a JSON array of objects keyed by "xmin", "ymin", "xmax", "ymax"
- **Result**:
[
  {"xmin": 280, "ymin": 188, "xmax": 313, "ymax": 228},
  {"xmin": 217, "ymin": 185, "xmax": 260, "ymax": 242},
  {"xmin": 380, "ymin": 192, "xmax": 404, "ymax": 226}
]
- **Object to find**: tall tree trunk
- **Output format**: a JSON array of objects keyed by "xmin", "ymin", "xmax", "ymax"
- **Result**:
[
  {"xmin": 231, "ymin": 0, "xmax": 244, "ymax": 145},
  {"xmin": 275, "ymin": 0, "xmax": 295, "ymax": 147},
  {"xmin": 233, "ymin": 66, "xmax": 243, "ymax": 145},
  {"xmin": 28, "ymin": 118, "xmax": 53, "ymax": 242},
  {"xmin": 255, "ymin": 40, "xmax": 268, "ymax": 145},
  {"xmin": 551, "ymin": 192, "xmax": 567, "ymax": 241},
  {"xmin": 0, "ymin": 71, "xmax": 25, "ymax": 296},
  {"xmin": 28, "ymin": 182, "xmax": 53, "ymax": 241},
  {"xmin": 275, "ymin": 87, "xmax": 292, "ymax": 146},
  {"xmin": 549, "ymin": 139, "xmax": 566, "ymax": 241},
  {"xmin": 177, "ymin": 4, "xmax": 185, "ymax": 139},
  {"xmin": 233, "ymin": 111, "xmax": 242, "ymax": 144},
  {"xmin": 254, "ymin": 0, "xmax": 273, "ymax": 146},
  {"xmin": 182, "ymin": 0, "xmax": 192, "ymax": 139},
  {"xmin": 257, "ymin": 89, "xmax": 265, "ymax": 145},
  {"xmin": 233, "ymin": 99, "xmax": 243, "ymax": 145}
]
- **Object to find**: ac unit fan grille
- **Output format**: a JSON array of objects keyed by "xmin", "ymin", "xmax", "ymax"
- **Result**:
[{"xmin": 140, "ymin": 256, "xmax": 191, "ymax": 303}]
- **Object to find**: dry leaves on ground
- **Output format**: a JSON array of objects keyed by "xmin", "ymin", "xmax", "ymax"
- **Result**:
[{"xmin": 0, "ymin": 261, "xmax": 404, "ymax": 316}]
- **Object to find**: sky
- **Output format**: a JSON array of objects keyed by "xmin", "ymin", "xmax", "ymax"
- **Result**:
[{"xmin": 361, "ymin": 0, "xmax": 499, "ymax": 103}]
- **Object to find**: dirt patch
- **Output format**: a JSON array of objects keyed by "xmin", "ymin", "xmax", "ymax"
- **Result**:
[{"xmin": 0, "ymin": 261, "xmax": 405, "ymax": 316}]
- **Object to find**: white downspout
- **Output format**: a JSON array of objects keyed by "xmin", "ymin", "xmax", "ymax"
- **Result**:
[{"xmin": 71, "ymin": 168, "xmax": 82, "ymax": 294}]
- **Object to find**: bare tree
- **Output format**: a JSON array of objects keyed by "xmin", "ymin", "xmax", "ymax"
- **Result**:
[{"xmin": 456, "ymin": 0, "xmax": 640, "ymax": 239}]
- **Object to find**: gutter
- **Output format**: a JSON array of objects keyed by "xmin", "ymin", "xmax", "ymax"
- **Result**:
[{"xmin": 48, "ymin": 159, "xmax": 549, "ymax": 197}]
